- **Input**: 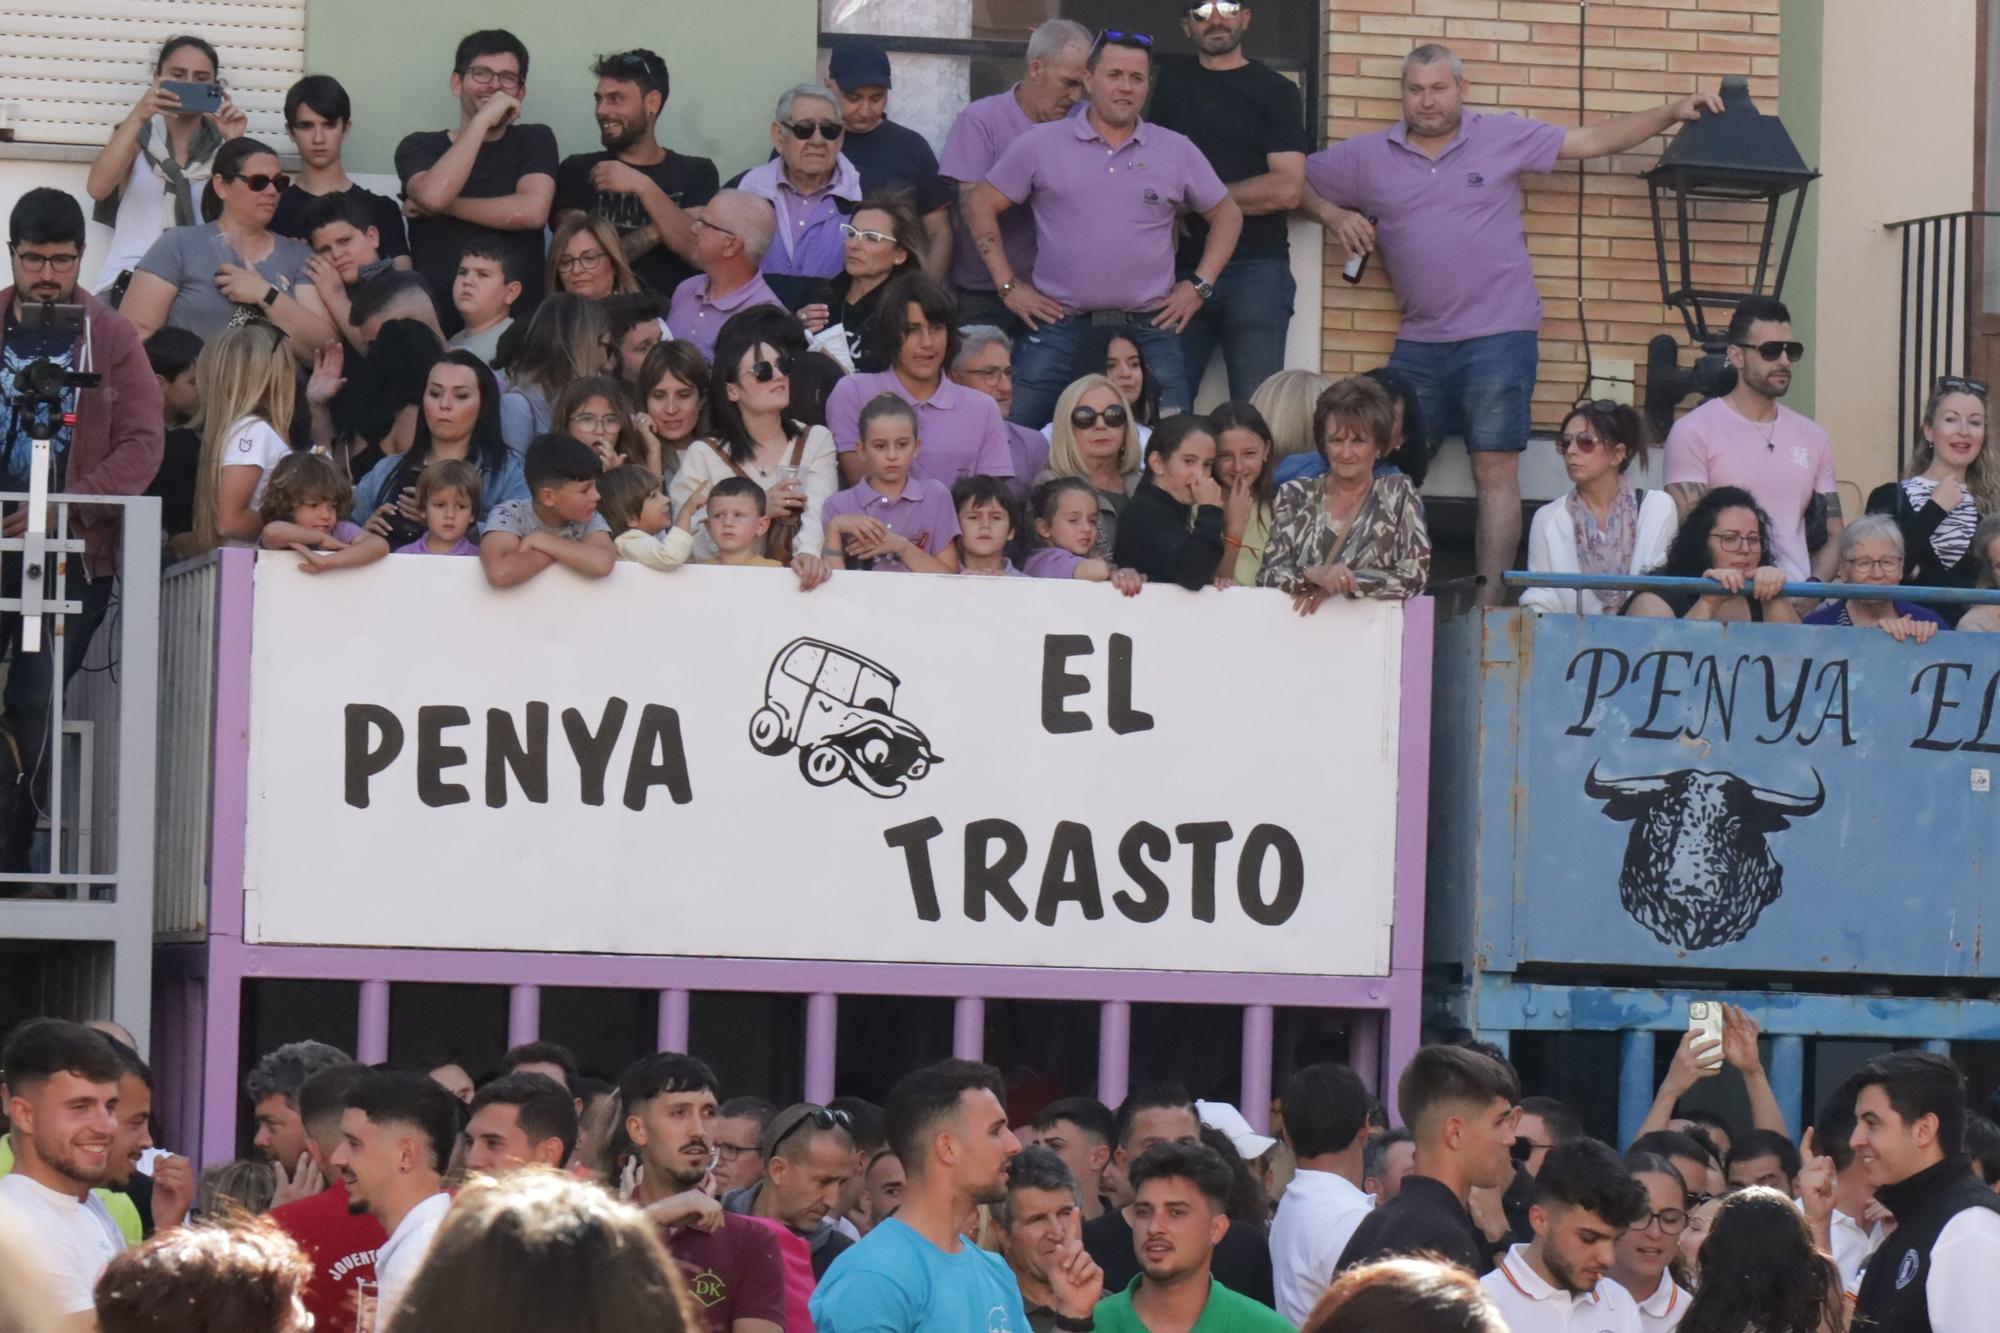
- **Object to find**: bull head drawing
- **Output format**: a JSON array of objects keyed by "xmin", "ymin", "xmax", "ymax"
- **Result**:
[{"xmin": 1585, "ymin": 764, "xmax": 1825, "ymax": 950}]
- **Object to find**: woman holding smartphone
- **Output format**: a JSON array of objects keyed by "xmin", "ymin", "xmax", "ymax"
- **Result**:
[{"xmin": 87, "ymin": 35, "xmax": 248, "ymax": 291}]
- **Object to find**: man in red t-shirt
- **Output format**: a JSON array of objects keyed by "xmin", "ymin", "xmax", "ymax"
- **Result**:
[
  {"xmin": 620, "ymin": 1051, "xmax": 788, "ymax": 1333},
  {"xmin": 266, "ymin": 1062, "xmax": 386, "ymax": 1333}
]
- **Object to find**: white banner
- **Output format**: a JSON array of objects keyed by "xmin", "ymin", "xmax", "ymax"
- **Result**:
[{"xmin": 243, "ymin": 560, "xmax": 1404, "ymax": 976}]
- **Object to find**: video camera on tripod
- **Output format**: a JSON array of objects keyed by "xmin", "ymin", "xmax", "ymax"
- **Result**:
[{"xmin": 9, "ymin": 301, "xmax": 100, "ymax": 652}]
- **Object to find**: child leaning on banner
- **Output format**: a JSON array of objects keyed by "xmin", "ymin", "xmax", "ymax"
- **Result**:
[
  {"xmin": 478, "ymin": 434, "xmax": 616, "ymax": 588},
  {"xmin": 952, "ymin": 475, "xmax": 1025, "ymax": 577},
  {"xmin": 394, "ymin": 458, "xmax": 481, "ymax": 557},
  {"xmin": 1023, "ymin": 477, "xmax": 1144, "ymax": 596},
  {"xmin": 702, "ymin": 476, "xmax": 830, "ymax": 591},
  {"xmin": 257, "ymin": 452, "xmax": 389, "ymax": 573},
  {"xmin": 599, "ymin": 465, "xmax": 702, "ymax": 572}
]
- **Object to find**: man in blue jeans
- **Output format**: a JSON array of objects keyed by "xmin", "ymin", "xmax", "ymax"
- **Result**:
[
  {"xmin": 1149, "ymin": 0, "xmax": 1308, "ymax": 403},
  {"xmin": 1305, "ymin": 44, "xmax": 1720, "ymax": 603},
  {"xmin": 966, "ymin": 32, "xmax": 1242, "ymax": 429}
]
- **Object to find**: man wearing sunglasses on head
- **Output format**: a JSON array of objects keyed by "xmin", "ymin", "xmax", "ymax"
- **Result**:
[
  {"xmin": 665, "ymin": 190, "xmax": 785, "ymax": 364},
  {"xmin": 969, "ymin": 31, "xmax": 1244, "ymax": 430},
  {"xmin": 1304, "ymin": 43, "xmax": 1725, "ymax": 607},
  {"xmin": 1663, "ymin": 295, "xmax": 1839, "ymax": 586},
  {"xmin": 395, "ymin": 29, "xmax": 558, "ymax": 335},
  {"xmin": 1147, "ymin": 1, "xmax": 1309, "ymax": 403},
  {"xmin": 722, "ymin": 1104, "xmax": 859, "ymax": 1280},
  {"xmin": 735, "ymin": 83, "xmax": 864, "ymax": 311}
]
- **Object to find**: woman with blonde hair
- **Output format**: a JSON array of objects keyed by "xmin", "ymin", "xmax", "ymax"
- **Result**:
[
  {"xmin": 546, "ymin": 214, "xmax": 640, "ymax": 300},
  {"xmin": 1865, "ymin": 376, "xmax": 1995, "ymax": 624},
  {"xmin": 194, "ymin": 321, "xmax": 297, "ymax": 550},
  {"xmin": 388, "ymin": 1169, "xmax": 701, "ymax": 1333},
  {"xmin": 500, "ymin": 294, "xmax": 614, "ymax": 452},
  {"xmin": 1250, "ymin": 368, "xmax": 1334, "ymax": 464},
  {"xmin": 1033, "ymin": 373, "xmax": 1143, "ymax": 556}
]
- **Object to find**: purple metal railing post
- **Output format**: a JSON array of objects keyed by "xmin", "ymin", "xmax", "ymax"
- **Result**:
[
  {"xmin": 953, "ymin": 997, "xmax": 984, "ymax": 1061},
  {"xmin": 1240, "ymin": 1004, "xmax": 1274, "ymax": 1131},
  {"xmin": 356, "ymin": 980, "xmax": 390, "ymax": 1065},
  {"xmin": 507, "ymin": 985, "xmax": 540, "ymax": 1047},
  {"xmin": 657, "ymin": 988, "xmax": 690, "ymax": 1051},
  {"xmin": 1349, "ymin": 1011, "xmax": 1383, "ymax": 1095},
  {"xmin": 804, "ymin": 994, "xmax": 838, "ymax": 1103},
  {"xmin": 1098, "ymin": 1001, "xmax": 1131, "ymax": 1109},
  {"xmin": 1382, "ymin": 598, "xmax": 1435, "ymax": 1124}
]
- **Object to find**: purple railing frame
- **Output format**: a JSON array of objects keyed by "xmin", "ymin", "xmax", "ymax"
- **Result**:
[{"xmin": 157, "ymin": 553, "xmax": 1433, "ymax": 1170}]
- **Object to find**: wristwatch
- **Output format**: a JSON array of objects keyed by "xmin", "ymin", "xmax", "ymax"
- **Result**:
[
  {"xmin": 999, "ymin": 279, "xmax": 1017, "ymax": 296},
  {"xmin": 260, "ymin": 284, "xmax": 281, "ymax": 309},
  {"xmin": 1191, "ymin": 276, "xmax": 1215, "ymax": 301},
  {"xmin": 1054, "ymin": 1317, "xmax": 1094, "ymax": 1333}
]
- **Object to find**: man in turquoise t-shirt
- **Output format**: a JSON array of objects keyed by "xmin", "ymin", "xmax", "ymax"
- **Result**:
[
  {"xmin": 813, "ymin": 1059, "xmax": 1103, "ymax": 1333},
  {"xmin": 1093, "ymin": 1143, "xmax": 1292, "ymax": 1333}
]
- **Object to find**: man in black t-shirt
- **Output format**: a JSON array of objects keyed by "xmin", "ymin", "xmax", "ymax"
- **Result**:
[
  {"xmin": 553, "ymin": 49, "xmax": 719, "ymax": 297},
  {"xmin": 271, "ymin": 75, "xmax": 409, "ymax": 266},
  {"xmin": 1148, "ymin": 0, "xmax": 1309, "ymax": 400},
  {"xmin": 826, "ymin": 43, "xmax": 952, "ymax": 277},
  {"xmin": 395, "ymin": 29, "xmax": 557, "ymax": 334}
]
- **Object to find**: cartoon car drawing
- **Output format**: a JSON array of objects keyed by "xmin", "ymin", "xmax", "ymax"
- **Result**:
[{"xmin": 749, "ymin": 637, "xmax": 941, "ymax": 798}]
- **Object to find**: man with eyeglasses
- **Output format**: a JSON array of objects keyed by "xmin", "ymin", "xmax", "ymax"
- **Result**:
[
  {"xmin": 395, "ymin": 28, "xmax": 557, "ymax": 334},
  {"xmin": 665, "ymin": 190, "xmax": 785, "ymax": 364},
  {"xmin": 1305, "ymin": 43, "xmax": 1725, "ymax": 607},
  {"xmin": 1477, "ymin": 1138, "xmax": 1649, "ymax": 1333},
  {"xmin": 554, "ymin": 49, "xmax": 718, "ymax": 299},
  {"xmin": 1664, "ymin": 295, "xmax": 1839, "ymax": 584},
  {"xmin": 722, "ymin": 1103, "xmax": 858, "ymax": 1280},
  {"xmin": 0, "ymin": 191, "xmax": 162, "ymax": 827},
  {"xmin": 940, "ymin": 19, "xmax": 1094, "ymax": 332},
  {"xmin": 969, "ymin": 31, "xmax": 1243, "ymax": 429},
  {"xmin": 952, "ymin": 326, "xmax": 1051, "ymax": 497},
  {"xmin": 1147, "ymin": 0, "xmax": 1308, "ymax": 403},
  {"xmin": 714, "ymin": 1095, "xmax": 777, "ymax": 1195},
  {"xmin": 736, "ymin": 83, "xmax": 863, "ymax": 310},
  {"xmin": 825, "ymin": 44, "xmax": 953, "ymax": 279}
]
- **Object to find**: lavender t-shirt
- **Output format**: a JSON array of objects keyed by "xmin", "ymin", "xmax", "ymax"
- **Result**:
[
  {"xmin": 985, "ymin": 116, "xmax": 1228, "ymax": 313},
  {"xmin": 1662, "ymin": 396, "xmax": 1835, "ymax": 579},
  {"xmin": 821, "ymin": 477, "xmax": 961, "ymax": 572},
  {"xmin": 1023, "ymin": 547, "xmax": 1085, "ymax": 579},
  {"xmin": 1305, "ymin": 112, "xmax": 1566, "ymax": 342},
  {"xmin": 395, "ymin": 536, "xmax": 479, "ymax": 557},
  {"xmin": 940, "ymin": 87, "xmax": 1039, "ymax": 292},
  {"xmin": 827, "ymin": 372, "xmax": 1014, "ymax": 485}
]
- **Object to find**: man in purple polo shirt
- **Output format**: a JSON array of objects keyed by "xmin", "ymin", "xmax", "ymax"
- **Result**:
[
  {"xmin": 937, "ymin": 18, "xmax": 1093, "ymax": 331},
  {"xmin": 666, "ymin": 190, "xmax": 783, "ymax": 363},
  {"xmin": 1304, "ymin": 43, "xmax": 1722, "ymax": 605},
  {"xmin": 952, "ymin": 325, "xmax": 1051, "ymax": 499},
  {"xmin": 967, "ymin": 32, "xmax": 1242, "ymax": 430},
  {"xmin": 735, "ymin": 83, "xmax": 861, "ymax": 311}
]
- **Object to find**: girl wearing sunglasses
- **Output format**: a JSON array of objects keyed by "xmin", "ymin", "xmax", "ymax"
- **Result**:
[
  {"xmin": 124, "ymin": 137, "xmax": 334, "ymax": 353},
  {"xmin": 1034, "ymin": 374, "xmax": 1144, "ymax": 556},
  {"xmin": 1863, "ymin": 377, "xmax": 1995, "ymax": 625},
  {"xmin": 1521, "ymin": 400, "xmax": 1677, "ymax": 615}
]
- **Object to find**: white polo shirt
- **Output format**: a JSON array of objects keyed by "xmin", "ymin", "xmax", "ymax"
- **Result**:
[
  {"xmin": 1269, "ymin": 1168, "xmax": 1374, "ymax": 1324},
  {"xmin": 1480, "ymin": 1244, "xmax": 1642, "ymax": 1333},
  {"xmin": 0, "ymin": 1170, "xmax": 127, "ymax": 1313},
  {"xmin": 1824, "ymin": 1203, "xmax": 1884, "ymax": 1297},
  {"xmin": 1600, "ymin": 1270, "xmax": 1688, "ymax": 1333},
  {"xmin": 374, "ymin": 1190, "xmax": 451, "ymax": 1326}
]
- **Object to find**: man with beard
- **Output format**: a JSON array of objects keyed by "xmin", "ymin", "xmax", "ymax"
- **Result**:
[
  {"xmin": 0, "ymin": 1019, "xmax": 129, "ymax": 1318},
  {"xmin": 267, "ymin": 1062, "xmax": 385, "ymax": 1333},
  {"xmin": 1479, "ymin": 1139, "xmax": 1648, "ymax": 1333},
  {"xmin": 1092, "ymin": 1142, "xmax": 1290, "ymax": 1333},
  {"xmin": 620, "ymin": 1052, "xmax": 785, "ymax": 1333},
  {"xmin": 814, "ymin": 1059, "xmax": 1101, "ymax": 1333},
  {"xmin": 245, "ymin": 1038, "xmax": 351, "ymax": 1207},
  {"xmin": 327, "ymin": 1070, "xmax": 460, "ymax": 1320},
  {"xmin": 1147, "ymin": 0, "xmax": 1308, "ymax": 402},
  {"xmin": 554, "ymin": 50, "xmax": 717, "ymax": 297}
]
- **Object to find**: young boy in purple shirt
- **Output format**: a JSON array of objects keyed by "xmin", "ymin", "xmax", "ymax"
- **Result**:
[{"xmin": 823, "ymin": 395, "xmax": 960, "ymax": 573}]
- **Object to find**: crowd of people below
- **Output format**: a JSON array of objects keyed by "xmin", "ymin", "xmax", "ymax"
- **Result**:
[{"xmin": 3, "ymin": 1008, "xmax": 1999, "ymax": 1333}]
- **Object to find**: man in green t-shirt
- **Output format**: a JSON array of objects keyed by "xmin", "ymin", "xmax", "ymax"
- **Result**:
[{"xmin": 1092, "ymin": 1142, "xmax": 1291, "ymax": 1333}]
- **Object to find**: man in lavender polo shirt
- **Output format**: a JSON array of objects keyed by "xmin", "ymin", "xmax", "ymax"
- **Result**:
[
  {"xmin": 952, "ymin": 325, "xmax": 1051, "ymax": 499},
  {"xmin": 1304, "ymin": 43, "xmax": 1722, "ymax": 605},
  {"xmin": 666, "ymin": 190, "xmax": 783, "ymax": 363},
  {"xmin": 967, "ymin": 32, "xmax": 1243, "ymax": 430},
  {"xmin": 734, "ymin": 82, "xmax": 861, "ymax": 310},
  {"xmin": 937, "ymin": 18, "xmax": 1094, "ymax": 331}
]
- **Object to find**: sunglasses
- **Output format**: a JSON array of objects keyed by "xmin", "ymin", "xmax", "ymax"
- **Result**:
[
  {"xmin": 222, "ymin": 172, "xmax": 291, "ymax": 194},
  {"xmin": 745, "ymin": 354, "xmax": 796, "ymax": 383},
  {"xmin": 785, "ymin": 120, "xmax": 845, "ymax": 141},
  {"xmin": 766, "ymin": 1106, "xmax": 852, "ymax": 1158},
  {"xmin": 1554, "ymin": 432, "xmax": 1606, "ymax": 454},
  {"xmin": 840, "ymin": 223, "xmax": 896, "ymax": 245},
  {"xmin": 1734, "ymin": 340, "xmax": 1805, "ymax": 363},
  {"xmin": 1937, "ymin": 375, "xmax": 1990, "ymax": 398},
  {"xmin": 1091, "ymin": 30, "xmax": 1155, "ymax": 56},
  {"xmin": 1187, "ymin": 1, "xmax": 1245, "ymax": 18},
  {"xmin": 1071, "ymin": 403, "xmax": 1130, "ymax": 430}
]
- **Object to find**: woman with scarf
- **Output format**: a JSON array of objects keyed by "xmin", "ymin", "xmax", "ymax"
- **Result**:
[{"xmin": 1521, "ymin": 400, "xmax": 1678, "ymax": 614}]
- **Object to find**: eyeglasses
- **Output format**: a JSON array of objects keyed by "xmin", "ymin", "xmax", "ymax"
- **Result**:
[
  {"xmin": 691, "ymin": 214, "xmax": 738, "ymax": 241},
  {"xmin": 1711, "ymin": 532, "xmax": 1760, "ymax": 553},
  {"xmin": 1631, "ymin": 1207, "xmax": 1690, "ymax": 1235},
  {"xmin": 960, "ymin": 365, "xmax": 1014, "ymax": 384},
  {"xmin": 1848, "ymin": 555, "xmax": 1904, "ymax": 575},
  {"xmin": 1734, "ymin": 340, "xmax": 1806, "ymax": 363},
  {"xmin": 1071, "ymin": 403, "xmax": 1130, "ymax": 430},
  {"xmin": 1554, "ymin": 432, "xmax": 1604, "ymax": 454},
  {"xmin": 1187, "ymin": 1, "xmax": 1245, "ymax": 19},
  {"xmin": 557, "ymin": 249, "xmax": 609, "ymax": 272},
  {"xmin": 767, "ymin": 1106, "xmax": 851, "ymax": 1158},
  {"xmin": 785, "ymin": 120, "xmax": 845, "ymax": 141},
  {"xmin": 745, "ymin": 354, "xmax": 796, "ymax": 383},
  {"xmin": 10, "ymin": 249, "xmax": 80, "ymax": 273},
  {"xmin": 461, "ymin": 65, "xmax": 523, "ymax": 92},
  {"xmin": 1937, "ymin": 375, "xmax": 1990, "ymax": 398},
  {"xmin": 221, "ymin": 172, "xmax": 291, "ymax": 194},
  {"xmin": 568, "ymin": 411, "xmax": 622, "ymax": 433},
  {"xmin": 714, "ymin": 1142, "xmax": 759, "ymax": 1162},
  {"xmin": 1090, "ymin": 30, "xmax": 1154, "ymax": 57},
  {"xmin": 840, "ymin": 223, "xmax": 896, "ymax": 245}
]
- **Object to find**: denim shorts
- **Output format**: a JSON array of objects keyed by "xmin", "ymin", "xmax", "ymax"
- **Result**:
[{"xmin": 1388, "ymin": 330, "xmax": 1539, "ymax": 454}]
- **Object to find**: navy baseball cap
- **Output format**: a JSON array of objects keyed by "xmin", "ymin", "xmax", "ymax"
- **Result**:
[{"xmin": 829, "ymin": 43, "xmax": 892, "ymax": 91}]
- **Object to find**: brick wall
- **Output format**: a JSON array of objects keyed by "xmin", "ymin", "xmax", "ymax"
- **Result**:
[{"xmin": 1322, "ymin": 0, "xmax": 1782, "ymax": 432}]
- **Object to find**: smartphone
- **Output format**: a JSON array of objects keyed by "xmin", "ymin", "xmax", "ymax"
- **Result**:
[
  {"xmin": 17, "ymin": 303, "xmax": 85, "ymax": 336},
  {"xmin": 1688, "ymin": 1001, "xmax": 1725, "ymax": 1068},
  {"xmin": 160, "ymin": 80, "xmax": 224, "ymax": 116}
]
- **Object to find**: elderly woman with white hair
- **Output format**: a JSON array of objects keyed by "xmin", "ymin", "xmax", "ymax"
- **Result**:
[{"xmin": 1802, "ymin": 513, "xmax": 1948, "ymax": 642}]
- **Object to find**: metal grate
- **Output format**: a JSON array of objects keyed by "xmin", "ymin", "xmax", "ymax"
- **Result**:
[
  {"xmin": 1885, "ymin": 211, "xmax": 2000, "ymax": 475},
  {"xmin": 154, "ymin": 554, "xmax": 217, "ymax": 937}
]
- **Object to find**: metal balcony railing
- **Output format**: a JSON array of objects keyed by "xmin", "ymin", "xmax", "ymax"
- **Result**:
[{"xmin": 1884, "ymin": 210, "xmax": 2000, "ymax": 474}]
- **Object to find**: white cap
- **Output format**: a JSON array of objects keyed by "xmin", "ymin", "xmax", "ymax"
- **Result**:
[{"xmin": 1196, "ymin": 1099, "xmax": 1278, "ymax": 1160}]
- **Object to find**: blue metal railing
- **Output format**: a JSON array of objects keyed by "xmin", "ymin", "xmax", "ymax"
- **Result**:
[{"xmin": 1505, "ymin": 571, "xmax": 2000, "ymax": 608}]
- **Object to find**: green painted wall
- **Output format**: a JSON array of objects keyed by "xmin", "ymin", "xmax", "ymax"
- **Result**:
[
  {"xmin": 1778, "ymin": 0, "xmax": 1824, "ymax": 417},
  {"xmin": 306, "ymin": 0, "xmax": 818, "ymax": 181}
]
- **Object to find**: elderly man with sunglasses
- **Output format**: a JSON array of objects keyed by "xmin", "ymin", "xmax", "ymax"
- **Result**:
[
  {"xmin": 722, "ymin": 1104, "xmax": 859, "ymax": 1281},
  {"xmin": 737, "ymin": 83, "xmax": 864, "ymax": 310},
  {"xmin": 968, "ymin": 31, "xmax": 1243, "ymax": 431},
  {"xmin": 665, "ymin": 190, "xmax": 784, "ymax": 364}
]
